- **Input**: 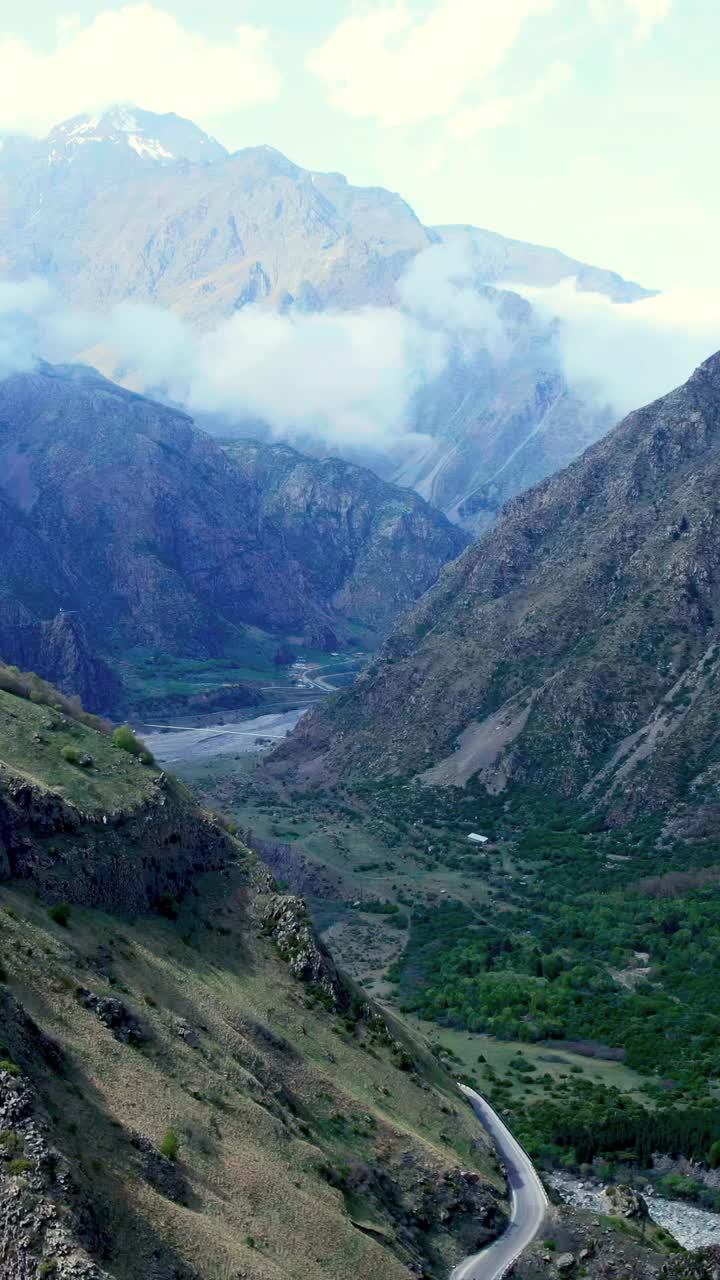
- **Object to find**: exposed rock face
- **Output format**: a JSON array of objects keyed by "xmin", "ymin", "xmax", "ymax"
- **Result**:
[
  {"xmin": 130, "ymin": 1134, "xmax": 188, "ymax": 1205},
  {"xmin": 261, "ymin": 892, "xmax": 348, "ymax": 1008},
  {"xmin": 0, "ymin": 362, "xmax": 465, "ymax": 707},
  {"xmin": 0, "ymin": 994, "xmax": 111, "ymax": 1280},
  {"xmin": 75, "ymin": 989, "xmax": 145, "ymax": 1044},
  {"xmin": 0, "ymin": 613, "xmax": 122, "ymax": 716},
  {"xmin": 0, "ymin": 761, "xmax": 233, "ymax": 913},
  {"xmin": 284, "ymin": 351, "xmax": 720, "ymax": 828},
  {"xmin": 224, "ymin": 439, "xmax": 468, "ymax": 633}
]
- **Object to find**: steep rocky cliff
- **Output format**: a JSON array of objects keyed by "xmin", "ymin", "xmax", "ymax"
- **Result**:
[
  {"xmin": 224, "ymin": 440, "xmax": 468, "ymax": 633},
  {"xmin": 282, "ymin": 351, "xmax": 720, "ymax": 828},
  {"xmin": 0, "ymin": 362, "xmax": 465, "ymax": 708}
]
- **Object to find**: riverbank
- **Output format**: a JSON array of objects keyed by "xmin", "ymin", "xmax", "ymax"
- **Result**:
[{"xmin": 548, "ymin": 1171, "xmax": 720, "ymax": 1250}]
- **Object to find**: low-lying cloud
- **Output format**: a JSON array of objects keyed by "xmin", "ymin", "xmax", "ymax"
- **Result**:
[
  {"xmin": 1, "ymin": 246, "xmax": 719, "ymax": 455},
  {"xmin": 0, "ymin": 245, "xmax": 515, "ymax": 449},
  {"xmin": 515, "ymin": 279, "xmax": 720, "ymax": 418}
]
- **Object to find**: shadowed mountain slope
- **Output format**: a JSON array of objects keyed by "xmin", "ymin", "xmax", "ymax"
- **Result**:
[{"xmin": 0, "ymin": 363, "xmax": 466, "ymax": 710}]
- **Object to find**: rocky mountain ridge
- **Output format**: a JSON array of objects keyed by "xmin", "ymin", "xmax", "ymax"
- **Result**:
[{"xmin": 282, "ymin": 351, "xmax": 720, "ymax": 830}]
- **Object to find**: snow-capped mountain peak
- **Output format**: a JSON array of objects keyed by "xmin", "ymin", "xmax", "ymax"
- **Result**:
[{"xmin": 47, "ymin": 105, "xmax": 228, "ymax": 168}]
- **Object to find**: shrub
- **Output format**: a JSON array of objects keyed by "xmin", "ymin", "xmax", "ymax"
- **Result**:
[
  {"xmin": 48, "ymin": 903, "xmax": 71, "ymax": 928},
  {"xmin": 60, "ymin": 746, "xmax": 92, "ymax": 767},
  {"xmin": 139, "ymin": 750, "xmax": 155, "ymax": 767},
  {"xmin": 8, "ymin": 1157, "xmax": 31, "ymax": 1175},
  {"xmin": 112, "ymin": 724, "xmax": 148, "ymax": 758},
  {"xmin": 0, "ymin": 1059, "xmax": 20, "ymax": 1076},
  {"xmin": 157, "ymin": 891, "xmax": 179, "ymax": 921},
  {"xmin": 159, "ymin": 1129, "xmax": 179, "ymax": 1160}
]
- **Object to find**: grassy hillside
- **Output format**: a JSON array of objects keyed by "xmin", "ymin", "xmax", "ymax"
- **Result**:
[
  {"xmin": 0, "ymin": 681, "xmax": 507, "ymax": 1280},
  {"xmin": 0, "ymin": 682, "xmax": 158, "ymax": 813}
]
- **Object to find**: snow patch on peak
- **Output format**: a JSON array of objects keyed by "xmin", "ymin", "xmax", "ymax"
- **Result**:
[
  {"xmin": 47, "ymin": 106, "xmax": 227, "ymax": 168},
  {"xmin": 127, "ymin": 134, "xmax": 174, "ymax": 162}
]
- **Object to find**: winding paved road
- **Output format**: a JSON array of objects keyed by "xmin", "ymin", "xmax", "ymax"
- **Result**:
[{"xmin": 451, "ymin": 1085, "xmax": 548, "ymax": 1280}]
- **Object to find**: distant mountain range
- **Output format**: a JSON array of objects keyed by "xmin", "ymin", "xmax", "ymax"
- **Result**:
[
  {"xmin": 0, "ymin": 361, "xmax": 465, "ymax": 712},
  {"xmin": 0, "ymin": 106, "xmax": 654, "ymax": 531},
  {"xmin": 283, "ymin": 353, "xmax": 720, "ymax": 833}
]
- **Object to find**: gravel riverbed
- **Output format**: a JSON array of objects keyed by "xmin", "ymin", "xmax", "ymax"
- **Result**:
[{"xmin": 548, "ymin": 1172, "xmax": 720, "ymax": 1250}]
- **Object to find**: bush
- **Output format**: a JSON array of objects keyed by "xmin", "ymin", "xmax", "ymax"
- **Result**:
[
  {"xmin": 0, "ymin": 1060, "xmax": 21, "ymax": 1076},
  {"xmin": 48, "ymin": 902, "xmax": 71, "ymax": 928},
  {"xmin": 60, "ymin": 746, "xmax": 93, "ymax": 767},
  {"xmin": 159, "ymin": 1129, "xmax": 179, "ymax": 1161},
  {"xmin": 139, "ymin": 750, "xmax": 155, "ymax": 767},
  {"xmin": 157, "ymin": 891, "xmax": 179, "ymax": 921},
  {"xmin": 8, "ymin": 1157, "xmax": 31, "ymax": 1175},
  {"xmin": 112, "ymin": 724, "xmax": 149, "ymax": 758}
]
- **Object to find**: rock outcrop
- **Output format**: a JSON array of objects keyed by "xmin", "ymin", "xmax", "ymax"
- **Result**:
[
  {"xmin": 0, "ymin": 762, "xmax": 233, "ymax": 913},
  {"xmin": 0, "ymin": 994, "xmax": 111, "ymax": 1280},
  {"xmin": 260, "ymin": 892, "xmax": 350, "ymax": 1010}
]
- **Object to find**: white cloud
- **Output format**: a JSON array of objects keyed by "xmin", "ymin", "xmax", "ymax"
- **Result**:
[
  {"xmin": 180, "ymin": 307, "xmax": 448, "ymax": 447},
  {"xmin": 11, "ymin": 251, "xmax": 717, "ymax": 461},
  {"xmin": 623, "ymin": 0, "xmax": 673, "ymax": 37},
  {"xmin": 591, "ymin": 0, "xmax": 673, "ymax": 37},
  {"xmin": 449, "ymin": 60, "xmax": 572, "ymax": 139},
  {"xmin": 307, "ymin": 0, "xmax": 557, "ymax": 126},
  {"xmin": 0, "ymin": 279, "xmax": 447, "ymax": 449},
  {"xmin": 0, "ymin": 246, "xmax": 521, "ymax": 449},
  {"xmin": 0, "ymin": 278, "xmax": 54, "ymax": 378},
  {"xmin": 0, "ymin": 6, "xmax": 281, "ymax": 135},
  {"xmin": 397, "ymin": 242, "xmax": 511, "ymax": 357},
  {"xmin": 514, "ymin": 279, "xmax": 720, "ymax": 416}
]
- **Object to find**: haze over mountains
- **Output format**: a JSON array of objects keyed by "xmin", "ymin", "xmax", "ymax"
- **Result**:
[
  {"xmin": 284, "ymin": 351, "xmax": 720, "ymax": 833},
  {"xmin": 0, "ymin": 105, "xmax": 660, "ymax": 532}
]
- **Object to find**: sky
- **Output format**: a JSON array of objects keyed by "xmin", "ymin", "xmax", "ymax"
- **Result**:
[{"xmin": 0, "ymin": 1, "xmax": 715, "ymax": 291}]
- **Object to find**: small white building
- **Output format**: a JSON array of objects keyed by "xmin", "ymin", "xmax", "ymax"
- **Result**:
[{"xmin": 467, "ymin": 832, "xmax": 489, "ymax": 846}]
